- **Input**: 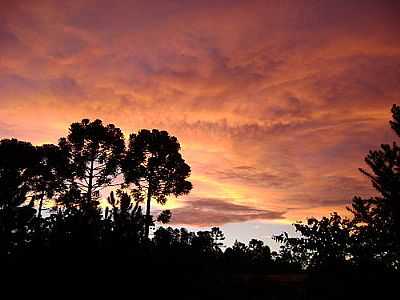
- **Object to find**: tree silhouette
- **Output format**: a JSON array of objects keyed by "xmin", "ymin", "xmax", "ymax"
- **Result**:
[
  {"xmin": 210, "ymin": 227, "xmax": 225, "ymax": 252},
  {"xmin": 58, "ymin": 119, "xmax": 125, "ymax": 211},
  {"xmin": 29, "ymin": 144, "xmax": 70, "ymax": 218},
  {"xmin": 248, "ymin": 239, "xmax": 271, "ymax": 268},
  {"xmin": 2, "ymin": 114, "xmax": 399, "ymax": 298},
  {"xmin": 157, "ymin": 209, "xmax": 172, "ymax": 224},
  {"xmin": 224, "ymin": 239, "xmax": 272, "ymax": 273},
  {"xmin": 348, "ymin": 104, "xmax": 400, "ymax": 268},
  {"xmin": 192, "ymin": 230, "xmax": 214, "ymax": 254},
  {"xmin": 0, "ymin": 139, "xmax": 37, "ymax": 257},
  {"xmin": 123, "ymin": 129, "xmax": 192, "ymax": 238},
  {"xmin": 274, "ymin": 105, "xmax": 400, "ymax": 271},
  {"xmin": 105, "ymin": 191, "xmax": 145, "ymax": 245},
  {"xmin": 274, "ymin": 213, "xmax": 354, "ymax": 270},
  {"xmin": 0, "ymin": 139, "xmax": 37, "ymax": 210},
  {"xmin": 153, "ymin": 226, "xmax": 181, "ymax": 248}
]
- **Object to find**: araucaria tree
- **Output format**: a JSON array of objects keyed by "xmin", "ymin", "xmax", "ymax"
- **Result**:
[
  {"xmin": 350, "ymin": 104, "xmax": 400, "ymax": 267},
  {"xmin": 58, "ymin": 119, "xmax": 125, "ymax": 211},
  {"xmin": 123, "ymin": 129, "xmax": 192, "ymax": 238}
]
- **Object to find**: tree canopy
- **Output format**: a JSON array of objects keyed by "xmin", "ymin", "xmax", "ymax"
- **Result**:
[
  {"xmin": 123, "ymin": 129, "xmax": 192, "ymax": 237},
  {"xmin": 58, "ymin": 119, "xmax": 125, "ymax": 210}
]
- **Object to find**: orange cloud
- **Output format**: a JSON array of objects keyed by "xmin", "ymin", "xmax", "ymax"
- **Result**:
[{"xmin": 1, "ymin": 0, "xmax": 400, "ymax": 231}]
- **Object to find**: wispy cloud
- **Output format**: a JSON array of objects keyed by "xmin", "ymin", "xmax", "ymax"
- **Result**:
[
  {"xmin": 169, "ymin": 197, "xmax": 286, "ymax": 227},
  {"xmin": 0, "ymin": 0, "xmax": 399, "ymax": 224}
]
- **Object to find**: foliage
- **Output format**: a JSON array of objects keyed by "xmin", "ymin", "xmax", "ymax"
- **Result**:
[
  {"xmin": 58, "ymin": 119, "xmax": 125, "ymax": 210},
  {"xmin": 123, "ymin": 129, "xmax": 192, "ymax": 237},
  {"xmin": 0, "ymin": 139, "xmax": 37, "ymax": 210},
  {"xmin": 1, "ymin": 109, "xmax": 400, "ymax": 298},
  {"xmin": 274, "ymin": 213, "xmax": 354, "ymax": 270},
  {"xmin": 275, "ymin": 105, "xmax": 400, "ymax": 271}
]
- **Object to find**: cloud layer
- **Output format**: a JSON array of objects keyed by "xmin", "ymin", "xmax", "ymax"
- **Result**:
[{"xmin": 1, "ymin": 0, "xmax": 400, "ymax": 226}]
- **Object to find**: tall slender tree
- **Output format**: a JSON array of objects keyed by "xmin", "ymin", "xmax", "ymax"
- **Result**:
[
  {"xmin": 58, "ymin": 119, "xmax": 125, "ymax": 211},
  {"xmin": 356, "ymin": 104, "xmax": 400, "ymax": 233},
  {"xmin": 123, "ymin": 129, "xmax": 192, "ymax": 238},
  {"xmin": 349, "ymin": 104, "xmax": 400, "ymax": 268}
]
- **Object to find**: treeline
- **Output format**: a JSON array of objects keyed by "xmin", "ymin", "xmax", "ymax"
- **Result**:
[
  {"xmin": 0, "ymin": 119, "xmax": 296, "ymax": 299},
  {"xmin": 0, "ymin": 119, "xmax": 287, "ymax": 272},
  {"xmin": 1, "ymin": 106, "xmax": 400, "ymax": 298}
]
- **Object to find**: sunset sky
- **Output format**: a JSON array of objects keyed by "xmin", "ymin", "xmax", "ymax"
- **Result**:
[{"xmin": 1, "ymin": 0, "xmax": 400, "ymax": 246}]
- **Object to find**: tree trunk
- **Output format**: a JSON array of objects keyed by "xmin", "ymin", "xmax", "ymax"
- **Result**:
[
  {"xmin": 37, "ymin": 193, "xmax": 44, "ymax": 219},
  {"xmin": 144, "ymin": 186, "xmax": 152, "ymax": 239},
  {"xmin": 86, "ymin": 158, "xmax": 95, "ymax": 205},
  {"xmin": 0, "ymin": 209, "xmax": 10, "ymax": 259},
  {"xmin": 34, "ymin": 193, "xmax": 45, "ymax": 246}
]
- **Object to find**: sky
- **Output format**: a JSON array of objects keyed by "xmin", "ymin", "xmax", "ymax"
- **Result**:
[{"xmin": 1, "ymin": 0, "xmax": 400, "ymax": 247}]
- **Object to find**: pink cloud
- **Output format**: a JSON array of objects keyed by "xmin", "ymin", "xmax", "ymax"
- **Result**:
[{"xmin": 0, "ymin": 0, "xmax": 399, "ymax": 226}]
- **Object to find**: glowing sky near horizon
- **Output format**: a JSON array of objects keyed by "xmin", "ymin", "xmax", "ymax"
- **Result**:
[{"xmin": 1, "ymin": 0, "xmax": 400, "ymax": 245}]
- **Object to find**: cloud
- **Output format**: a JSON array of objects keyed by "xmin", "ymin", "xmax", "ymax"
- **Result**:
[
  {"xmin": 0, "ymin": 121, "xmax": 15, "ymax": 137},
  {"xmin": 169, "ymin": 197, "xmax": 286, "ymax": 227},
  {"xmin": 47, "ymin": 76, "xmax": 87, "ymax": 100},
  {"xmin": 205, "ymin": 165, "xmax": 302, "ymax": 190},
  {"xmin": 0, "ymin": 0, "xmax": 399, "ymax": 227}
]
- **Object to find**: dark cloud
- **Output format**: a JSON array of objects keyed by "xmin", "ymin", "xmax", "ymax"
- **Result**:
[
  {"xmin": 47, "ymin": 35, "xmax": 87, "ymax": 59},
  {"xmin": 48, "ymin": 76, "xmax": 86, "ymax": 100},
  {"xmin": 0, "ymin": 29, "xmax": 20, "ymax": 50},
  {"xmin": 169, "ymin": 197, "xmax": 286, "ymax": 226},
  {"xmin": 206, "ymin": 166, "xmax": 302, "ymax": 189},
  {"xmin": 0, "ymin": 74, "xmax": 41, "ymax": 103}
]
